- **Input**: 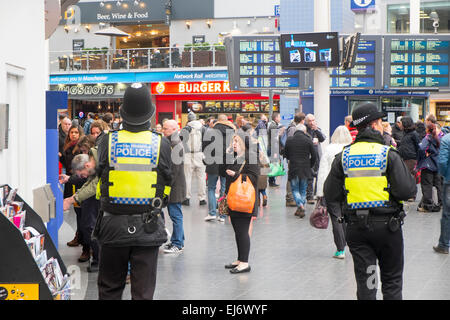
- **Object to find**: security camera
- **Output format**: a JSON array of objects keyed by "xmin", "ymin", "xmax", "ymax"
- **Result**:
[{"xmin": 432, "ymin": 20, "xmax": 439, "ymax": 28}]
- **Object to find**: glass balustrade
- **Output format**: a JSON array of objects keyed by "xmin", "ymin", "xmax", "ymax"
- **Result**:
[{"xmin": 49, "ymin": 44, "xmax": 227, "ymax": 73}]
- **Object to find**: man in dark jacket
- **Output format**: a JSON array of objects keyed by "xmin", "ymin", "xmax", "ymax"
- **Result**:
[
  {"xmin": 212, "ymin": 114, "xmax": 237, "ymax": 178},
  {"xmin": 324, "ymin": 102, "xmax": 416, "ymax": 300},
  {"xmin": 391, "ymin": 116, "xmax": 404, "ymax": 147},
  {"xmin": 96, "ymin": 83, "xmax": 172, "ymax": 300},
  {"xmin": 162, "ymin": 120, "xmax": 186, "ymax": 253},
  {"xmin": 305, "ymin": 114, "xmax": 326, "ymax": 203},
  {"xmin": 203, "ymin": 118, "xmax": 229, "ymax": 222},
  {"xmin": 284, "ymin": 124, "xmax": 317, "ymax": 218}
]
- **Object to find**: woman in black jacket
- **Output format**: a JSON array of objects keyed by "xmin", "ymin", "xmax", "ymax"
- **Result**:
[
  {"xmin": 224, "ymin": 134, "xmax": 259, "ymax": 274},
  {"xmin": 398, "ymin": 116, "xmax": 420, "ymax": 201}
]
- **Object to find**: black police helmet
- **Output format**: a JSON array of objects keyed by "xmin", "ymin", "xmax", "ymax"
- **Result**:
[
  {"xmin": 351, "ymin": 102, "xmax": 386, "ymax": 128},
  {"xmin": 120, "ymin": 83, "xmax": 155, "ymax": 125}
]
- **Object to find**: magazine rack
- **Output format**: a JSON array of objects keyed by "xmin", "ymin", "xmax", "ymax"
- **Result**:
[{"xmin": 0, "ymin": 185, "xmax": 68, "ymax": 300}]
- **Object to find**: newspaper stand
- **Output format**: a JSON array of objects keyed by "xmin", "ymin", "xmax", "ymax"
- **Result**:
[{"xmin": 0, "ymin": 185, "xmax": 69, "ymax": 300}]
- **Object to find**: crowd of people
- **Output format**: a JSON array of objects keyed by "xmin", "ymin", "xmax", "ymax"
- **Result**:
[{"xmin": 56, "ymin": 92, "xmax": 450, "ymax": 299}]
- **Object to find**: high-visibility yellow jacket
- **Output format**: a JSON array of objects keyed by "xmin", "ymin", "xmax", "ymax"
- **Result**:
[
  {"xmin": 342, "ymin": 141, "xmax": 390, "ymax": 209},
  {"xmin": 98, "ymin": 130, "xmax": 171, "ymax": 213}
]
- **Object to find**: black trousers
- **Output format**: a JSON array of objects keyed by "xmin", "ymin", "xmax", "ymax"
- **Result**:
[
  {"xmin": 346, "ymin": 221, "xmax": 404, "ymax": 300},
  {"xmin": 421, "ymin": 169, "xmax": 442, "ymax": 208},
  {"xmin": 326, "ymin": 202, "xmax": 346, "ymax": 252},
  {"xmin": 230, "ymin": 216, "xmax": 252, "ymax": 263},
  {"xmin": 98, "ymin": 245, "xmax": 159, "ymax": 300},
  {"xmin": 74, "ymin": 207, "xmax": 84, "ymax": 245},
  {"xmin": 80, "ymin": 197, "xmax": 100, "ymax": 260}
]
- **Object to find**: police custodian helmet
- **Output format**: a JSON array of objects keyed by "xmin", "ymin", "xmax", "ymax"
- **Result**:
[
  {"xmin": 120, "ymin": 83, "xmax": 155, "ymax": 125},
  {"xmin": 350, "ymin": 102, "xmax": 386, "ymax": 128}
]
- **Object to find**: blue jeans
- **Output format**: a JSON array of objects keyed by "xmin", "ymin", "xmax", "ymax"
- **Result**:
[
  {"xmin": 207, "ymin": 174, "xmax": 226, "ymax": 217},
  {"xmin": 439, "ymin": 182, "xmax": 450, "ymax": 249},
  {"xmin": 168, "ymin": 203, "xmax": 185, "ymax": 248},
  {"xmin": 290, "ymin": 177, "xmax": 308, "ymax": 208}
]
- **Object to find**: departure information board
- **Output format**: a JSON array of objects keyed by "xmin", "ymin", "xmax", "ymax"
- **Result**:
[
  {"xmin": 329, "ymin": 36, "xmax": 382, "ymax": 89},
  {"xmin": 225, "ymin": 35, "xmax": 299, "ymax": 90},
  {"xmin": 385, "ymin": 36, "xmax": 450, "ymax": 88}
]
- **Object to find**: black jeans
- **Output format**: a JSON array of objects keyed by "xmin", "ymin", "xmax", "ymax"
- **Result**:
[
  {"xmin": 346, "ymin": 221, "xmax": 404, "ymax": 300},
  {"xmin": 230, "ymin": 216, "xmax": 252, "ymax": 263},
  {"xmin": 98, "ymin": 245, "xmax": 159, "ymax": 300},
  {"xmin": 420, "ymin": 169, "xmax": 442, "ymax": 208},
  {"xmin": 80, "ymin": 197, "xmax": 100, "ymax": 261}
]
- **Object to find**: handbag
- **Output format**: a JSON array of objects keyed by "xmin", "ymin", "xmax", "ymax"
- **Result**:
[
  {"xmin": 227, "ymin": 161, "xmax": 256, "ymax": 214},
  {"xmin": 217, "ymin": 195, "xmax": 229, "ymax": 216},
  {"xmin": 217, "ymin": 161, "xmax": 246, "ymax": 216},
  {"xmin": 268, "ymin": 161, "xmax": 286, "ymax": 177},
  {"xmin": 310, "ymin": 197, "xmax": 329, "ymax": 229}
]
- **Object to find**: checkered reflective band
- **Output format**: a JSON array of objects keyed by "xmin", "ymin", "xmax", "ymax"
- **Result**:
[
  {"xmin": 110, "ymin": 197, "xmax": 151, "ymax": 205},
  {"xmin": 349, "ymin": 200, "xmax": 390, "ymax": 210}
]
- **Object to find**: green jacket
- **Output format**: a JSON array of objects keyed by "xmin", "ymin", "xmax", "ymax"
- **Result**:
[{"xmin": 73, "ymin": 147, "xmax": 99, "ymax": 204}]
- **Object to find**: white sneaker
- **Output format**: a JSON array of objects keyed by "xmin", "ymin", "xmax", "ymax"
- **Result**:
[
  {"xmin": 204, "ymin": 215, "xmax": 216, "ymax": 221},
  {"xmin": 217, "ymin": 216, "xmax": 225, "ymax": 222},
  {"xmin": 164, "ymin": 245, "xmax": 183, "ymax": 254}
]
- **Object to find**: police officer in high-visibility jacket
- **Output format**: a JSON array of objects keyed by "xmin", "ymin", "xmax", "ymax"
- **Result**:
[
  {"xmin": 95, "ymin": 83, "xmax": 172, "ymax": 300},
  {"xmin": 324, "ymin": 102, "xmax": 416, "ymax": 300}
]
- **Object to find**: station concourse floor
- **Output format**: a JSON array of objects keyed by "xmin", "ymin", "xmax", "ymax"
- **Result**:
[{"xmin": 58, "ymin": 176, "xmax": 450, "ymax": 300}]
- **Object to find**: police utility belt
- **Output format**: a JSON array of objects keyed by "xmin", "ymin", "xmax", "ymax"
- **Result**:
[
  {"xmin": 344, "ymin": 210, "xmax": 405, "ymax": 232},
  {"xmin": 103, "ymin": 197, "xmax": 164, "ymax": 234}
]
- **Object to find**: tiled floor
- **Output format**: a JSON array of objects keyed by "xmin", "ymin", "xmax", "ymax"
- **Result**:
[{"xmin": 59, "ymin": 176, "xmax": 449, "ymax": 300}]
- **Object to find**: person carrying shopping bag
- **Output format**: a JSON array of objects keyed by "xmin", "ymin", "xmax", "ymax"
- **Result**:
[{"xmin": 223, "ymin": 133, "xmax": 259, "ymax": 274}]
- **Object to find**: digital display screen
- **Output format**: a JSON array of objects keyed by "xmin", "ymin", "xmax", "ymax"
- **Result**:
[
  {"xmin": 387, "ymin": 37, "xmax": 450, "ymax": 88},
  {"xmin": 231, "ymin": 36, "xmax": 299, "ymax": 89},
  {"xmin": 279, "ymin": 32, "xmax": 340, "ymax": 69},
  {"xmin": 330, "ymin": 39, "xmax": 377, "ymax": 88}
]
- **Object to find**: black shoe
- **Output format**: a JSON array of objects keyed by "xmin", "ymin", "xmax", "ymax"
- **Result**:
[
  {"xmin": 432, "ymin": 205, "xmax": 441, "ymax": 212},
  {"xmin": 230, "ymin": 266, "xmax": 251, "ymax": 274},
  {"xmin": 182, "ymin": 199, "xmax": 190, "ymax": 206},
  {"xmin": 199, "ymin": 200, "xmax": 207, "ymax": 205},
  {"xmin": 224, "ymin": 263, "xmax": 239, "ymax": 269},
  {"xmin": 433, "ymin": 245, "xmax": 449, "ymax": 254},
  {"xmin": 269, "ymin": 183, "xmax": 279, "ymax": 187}
]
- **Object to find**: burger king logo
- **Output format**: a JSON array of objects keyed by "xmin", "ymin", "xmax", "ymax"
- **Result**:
[{"xmin": 156, "ymin": 82, "xmax": 166, "ymax": 94}]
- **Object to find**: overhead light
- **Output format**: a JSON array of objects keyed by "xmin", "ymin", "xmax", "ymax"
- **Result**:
[
  {"xmin": 136, "ymin": 31, "xmax": 142, "ymax": 37},
  {"xmin": 105, "ymin": 3, "xmax": 112, "ymax": 9},
  {"xmin": 74, "ymin": 27, "xmax": 79, "ymax": 33},
  {"xmin": 139, "ymin": 2, "xmax": 146, "ymax": 8},
  {"xmin": 64, "ymin": 25, "xmax": 69, "ymax": 33},
  {"xmin": 100, "ymin": 1, "xmax": 105, "ymax": 7},
  {"xmin": 186, "ymin": 21, "xmax": 191, "ymax": 29},
  {"xmin": 206, "ymin": 20, "xmax": 212, "ymax": 28},
  {"xmin": 122, "ymin": 3, "xmax": 129, "ymax": 9}
]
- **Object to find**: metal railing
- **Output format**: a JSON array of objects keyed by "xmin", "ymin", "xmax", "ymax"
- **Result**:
[{"xmin": 49, "ymin": 44, "xmax": 227, "ymax": 73}]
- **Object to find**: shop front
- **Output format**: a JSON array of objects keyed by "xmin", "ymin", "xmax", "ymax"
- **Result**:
[
  {"xmin": 50, "ymin": 82, "xmax": 134, "ymax": 123},
  {"xmin": 150, "ymin": 80, "xmax": 280, "ymax": 127}
]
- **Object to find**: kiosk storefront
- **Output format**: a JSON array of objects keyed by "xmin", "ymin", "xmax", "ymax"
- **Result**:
[{"xmin": 150, "ymin": 80, "xmax": 280, "ymax": 127}]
